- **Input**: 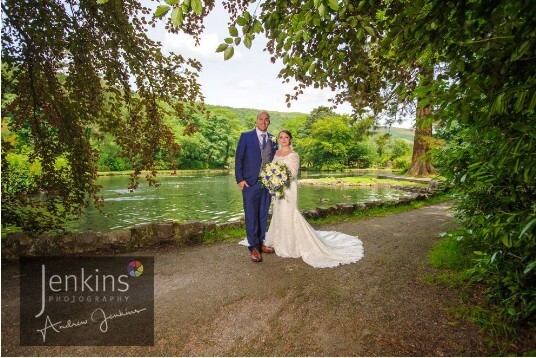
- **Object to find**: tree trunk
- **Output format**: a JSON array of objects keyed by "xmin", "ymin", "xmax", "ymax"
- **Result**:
[{"xmin": 407, "ymin": 101, "xmax": 436, "ymax": 176}]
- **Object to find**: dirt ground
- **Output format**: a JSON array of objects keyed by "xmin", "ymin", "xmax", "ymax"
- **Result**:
[{"xmin": 1, "ymin": 202, "xmax": 495, "ymax": 356}]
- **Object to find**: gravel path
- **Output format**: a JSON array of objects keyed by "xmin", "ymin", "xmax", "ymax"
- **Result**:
[{"xmin": 1, "ymin": 202, "xmax": 492, "ymax": 356}]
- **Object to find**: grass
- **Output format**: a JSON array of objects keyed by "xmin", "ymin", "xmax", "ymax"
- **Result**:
[{"xmin": 201, "ymin": 226, "xmax": 246, "ymax": 245}]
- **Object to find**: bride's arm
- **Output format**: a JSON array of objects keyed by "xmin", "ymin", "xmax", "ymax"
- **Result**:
[{"xmin": 288, "ymin": 153, "xmax": 300, "ymax": 180}]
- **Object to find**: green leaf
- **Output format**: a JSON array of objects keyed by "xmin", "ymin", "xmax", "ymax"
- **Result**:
[
  {"xmin": 216, "ymin": 43, "xmax": 229, "ymax": 53},
  {"xmin": 234, "ymin": 37, "xmax": 241, "ymax": 45},
  {"xmin": 501, "ymin": 234, "xmax": 512, "ymax": 248},
  {"xmin": 313, "ymin": 0, "xmax": 321, "ymax": 8},
  {"xmin": 308, "ymin": 62, "xmax": 316, "ymax": 74},
  {"xmin": 519, "ymin": 218, "xmax": 536, "ymax": 239},
  {"xmin": 236, "ymin": 16, "xmax": 246, "ymax": 26},
  {"xmin": 318, "ymin": 4, "xmax": 326, "ymax": 17},
  {"xmin": 524, "ymin": 260, "xmax": 536, "ymax": 275},
  {"xmin": 165, "ymin": 0, "xmax": 179, "ymax": 5},
  {"xmin": 244, "ymin": 34, "xmax": 253, "ymax": 49},
  {"xmin": 252, "ymin": 19, "xmax": 262, "ymax": 34},
  {"xmin": 224, "ymin": 37, "xmax": 233, "ymax": 44},
  {"xmin": 364, "ymin": 26, "xmax": 374, "ymax": 37},
  {"xmin": 229, "ymin": 26, "xmax": 239, "ymax": 37},
  {"xmin": 327, "ymin": 0, "xmax": 339, "ymax": 11},
  {"xmin": 191, "ymin": 0, "xmax": 202, "ymax": 15},
  {"xmin": 171, "ymin": 7, "xmax": 183, "ymax": 27},
  {"xmin": 284, "ymin": 40, "xmax": 292, "ymax": 51},
  {"xmin": 154, "ymin": 5, "xmax": 171, "ymax": 18},
  {"xmin": 356, "ymin": 28, "xmax": 364, "ymax": 40},
  {"xmin": 96, "ymin": 0, "xmax": 108, "ymax": 4},
  {"xmin": 223, "ymin": 46, "xmax": 234, "ymax": 60}
]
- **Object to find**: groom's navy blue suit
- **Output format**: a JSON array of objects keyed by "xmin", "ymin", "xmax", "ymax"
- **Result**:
[{"xmin": 235, "ymin": 129, "xmax": 277, "ymax": 251}]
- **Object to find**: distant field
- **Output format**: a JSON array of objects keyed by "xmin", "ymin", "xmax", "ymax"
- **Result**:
[{"xmin": 374, "ymin": 126, "xmax": 415, "ymax": 142}]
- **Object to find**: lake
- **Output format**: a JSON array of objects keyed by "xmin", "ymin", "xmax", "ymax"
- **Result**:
[{"xmin": 67, "ymin": 171, "xmax": 407, "ymax": 233}]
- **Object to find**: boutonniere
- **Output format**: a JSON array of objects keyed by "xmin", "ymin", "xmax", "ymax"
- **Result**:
[{"xmin": 270, "ymin": 136, "xmax": 277, "ymax": 144}]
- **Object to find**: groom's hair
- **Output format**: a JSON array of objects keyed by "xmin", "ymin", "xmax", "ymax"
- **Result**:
[{"xmin": 257, "ymin": 111, "xmax": 270, "ymax": 119}]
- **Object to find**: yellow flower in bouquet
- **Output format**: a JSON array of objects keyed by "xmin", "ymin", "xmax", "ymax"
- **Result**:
[{"xmin": 260, "ymin": 162, "xmax": 291, "ymax": 199}]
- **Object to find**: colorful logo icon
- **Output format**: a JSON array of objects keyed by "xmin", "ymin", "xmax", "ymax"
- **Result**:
[{"xmin": 127, "ymin": 260, "xmax": 144, "ymax": 277}]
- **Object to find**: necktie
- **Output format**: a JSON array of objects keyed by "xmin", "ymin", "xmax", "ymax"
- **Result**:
[{"xmin": 261, "ymin": 134, "xmax": 266, "ymax": 149}]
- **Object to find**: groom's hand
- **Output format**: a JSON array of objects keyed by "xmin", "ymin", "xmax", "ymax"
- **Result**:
[{"xmin": 238, "ymin": 180, "xmax": 249, "ymax": 190}]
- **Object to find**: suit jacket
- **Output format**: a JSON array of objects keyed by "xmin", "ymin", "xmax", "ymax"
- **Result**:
[{"xmin": 235, "ymin": 129, "xmax": 277, "ymax": 186}]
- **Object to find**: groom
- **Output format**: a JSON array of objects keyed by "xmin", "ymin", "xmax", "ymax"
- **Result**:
[{"xmin": 235, "ymin": 111, "xmax": 277, "ymax": 262}]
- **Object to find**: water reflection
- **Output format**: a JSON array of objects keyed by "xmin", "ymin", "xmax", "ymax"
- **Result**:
[{"xmin": 67, "ymin": 171, "xmax": 406, "ymax": 233}]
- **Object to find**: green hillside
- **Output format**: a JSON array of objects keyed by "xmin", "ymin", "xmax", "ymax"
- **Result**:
[
  {"xmin": 373, "ymin": 126, "xmax": 415, "ymax": 143},
  {"xmin": 207, "ymin": 105, "xmax": 415, "ymax": 142},
  {"xmin": 206, "ymin": 104, "xmax": 307, "ymax": 131}
]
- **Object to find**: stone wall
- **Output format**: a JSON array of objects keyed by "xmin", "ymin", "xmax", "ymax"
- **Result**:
[{"xmin": 2, "ymin": 189, "xmax": 437, "ymax": 260}]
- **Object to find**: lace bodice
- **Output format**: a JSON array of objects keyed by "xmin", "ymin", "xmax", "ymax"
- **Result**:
[{"xmin": 273, "ymin": 152, "xmax": 300, "ymax": 180}]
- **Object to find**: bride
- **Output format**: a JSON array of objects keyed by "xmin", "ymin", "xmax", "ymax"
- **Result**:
[{"xmin": 249, "ymin": 129, "xmax": 364, "ymax": 268}]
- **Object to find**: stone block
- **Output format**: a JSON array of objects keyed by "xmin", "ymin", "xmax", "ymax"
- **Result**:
[
  {"xmin": 102, "ymin": 230, "xmax": 131, "ymax": 244},
  {"xmin": 74, "ymin": 232, "xmax": 99, "ymax": 245},
  {"xmin": 154, "ymin": 221, "xmax": 175, "ymax": 242},
  {"xmin": 301, "ymin": 209, "xmax": 319, "ymax": 219},
  {"xmin": 29, "ymin": 234, "xmax": 70, "ymax": 255},
  {"xmin": 317, "ymin": 206, "xmax": 336, "ymax": 218},
  {"xmin": 364, "ymin": 200, "xmax": 381, "ymax": 210},
  {"xmin": 354, "ymin": 202, "xmax": 366, "ymax": 211},
  {"xmin": 175, "ymin": 220, "xmax": 205, "ymax": 244},
  {"xmin": 216, "ymin": 220, "xmax": 244, "ymax": 230},
  {"xmin": 397, "ymin": 196, "xmax": 413, "ymax": 205},
  {"xmin": 203, "ymin": 221, "xmax": 217, "ymax": 232},
  {"xmin": 382, "ymin": 199, "xmax": 399, "ymax": 207},
  {"xmin": 130, "ymin": 223, "xmax": 159, "ymax": 248},
  {"xmin": 336, "ymin": 203, "xmax": 355, "ymax": 215}
]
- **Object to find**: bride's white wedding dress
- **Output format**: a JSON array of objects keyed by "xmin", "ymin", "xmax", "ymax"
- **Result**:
[{"xmin": 241, "ymin": 151, "xmax": 364, "ymax": 268}]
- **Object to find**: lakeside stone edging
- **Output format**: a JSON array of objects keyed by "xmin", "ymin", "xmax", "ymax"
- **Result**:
[{"xmin": 2, "ymin": 187, "xmax": 440, "ymax": 260}]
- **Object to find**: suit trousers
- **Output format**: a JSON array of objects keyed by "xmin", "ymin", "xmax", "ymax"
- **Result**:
[{"xmin": 242, "ymin": 181, "xmax": 271, "ymax": 251}]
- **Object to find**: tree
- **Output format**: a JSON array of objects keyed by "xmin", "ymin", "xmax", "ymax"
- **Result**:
[
  {"xmin": 209, "ymin": 0, "xmax": 437, "ymax": 175},
  {"xmin": 1, "ymin": 0, "xmax": 205, "ymax": 232},
  {"xmin": 383, "ymin": 0, "xmax": 535, "ymax": 324},
  {"xmin": 300, "ymin": 116, "xmax": 351, "ymax": 169}
]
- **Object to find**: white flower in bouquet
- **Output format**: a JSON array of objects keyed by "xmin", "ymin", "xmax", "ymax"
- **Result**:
[{"xmin": 260, "ymin": 162, "xmax": 291, "ymax": 199}]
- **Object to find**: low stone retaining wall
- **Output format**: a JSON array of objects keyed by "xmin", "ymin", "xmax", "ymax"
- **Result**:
[{"xmin": 2, "ymin": 189, "xmax": 438, "ymax": 260}]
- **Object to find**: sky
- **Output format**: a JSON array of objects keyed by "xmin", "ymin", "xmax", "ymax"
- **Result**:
[{"xmin": 148, "ymin": 2, "xmax": 414, "ymax": 128}]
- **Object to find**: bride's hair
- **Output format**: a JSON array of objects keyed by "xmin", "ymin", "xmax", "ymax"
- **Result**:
[{"xmin": 278, "ymin": 129, "xmax": 293, "ymax": 145}]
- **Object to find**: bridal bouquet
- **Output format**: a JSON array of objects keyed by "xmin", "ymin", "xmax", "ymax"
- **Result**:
[{"xmin": 260, "ymin": 162, "xmax": 291, "ymax": 199}]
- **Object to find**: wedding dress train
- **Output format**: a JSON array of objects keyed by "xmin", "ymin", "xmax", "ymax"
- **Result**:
[{"xmin": 241, "ymin": 151, "xmax": 364, "ymax": 268}]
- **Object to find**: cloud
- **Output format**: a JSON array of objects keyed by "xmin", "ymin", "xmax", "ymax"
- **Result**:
[{"xmin": 162, "ymin": 31, "xmax": 242, "ymax": 62}]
